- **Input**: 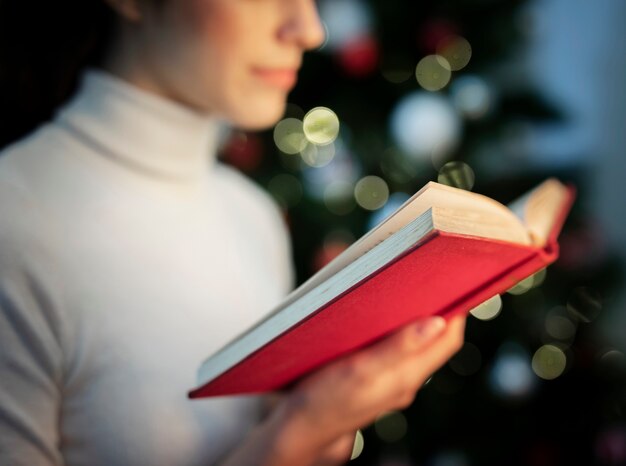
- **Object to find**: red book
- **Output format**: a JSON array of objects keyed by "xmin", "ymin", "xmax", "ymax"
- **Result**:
[{"xmin": 189, "ymin": 179, "xmax": 575, "ymax": 398}]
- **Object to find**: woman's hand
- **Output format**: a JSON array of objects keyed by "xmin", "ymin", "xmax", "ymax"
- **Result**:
[{"xmin": 218, "ymin": 314, "xmax": 466, "ymax": 466}]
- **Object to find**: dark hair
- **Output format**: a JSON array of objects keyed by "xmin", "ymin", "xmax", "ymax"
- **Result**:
[{"xmin": 0, "ymin": 0, "xmax": 116, "ymax": 150}]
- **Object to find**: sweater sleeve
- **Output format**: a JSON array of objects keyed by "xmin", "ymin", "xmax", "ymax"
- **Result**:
[{"xmin": 0, "ymin": 179, "xmax": 67, "ymax": 466}]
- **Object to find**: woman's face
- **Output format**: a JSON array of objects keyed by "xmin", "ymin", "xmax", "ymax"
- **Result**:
[{"xmin": 108, "ymin": 0, "xmax": 325, "ymax": 129}]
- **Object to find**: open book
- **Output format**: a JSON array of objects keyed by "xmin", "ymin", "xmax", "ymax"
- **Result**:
[{"xmin": 189, "ymin": 178, "xmax": 575, "ymax": 398}]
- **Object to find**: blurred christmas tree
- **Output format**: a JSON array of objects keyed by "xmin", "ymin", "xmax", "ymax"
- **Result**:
[{"xmin": 219, "ymin": 0, "xmax": 625, "ymax": 464}]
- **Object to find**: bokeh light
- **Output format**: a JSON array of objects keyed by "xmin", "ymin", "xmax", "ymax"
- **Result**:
[
  {"xmin": 416, "ymin": 54, "xmax": 452, "ymax": 91},
  {"xmin": 449, "ymin": 342, "xmax": 482, "ymax": 376},
  {"xmin": 301, "ymin": 137, "xmax": 361, "ymax": 201},
  {"xmin": 354, "ymin": 176, "xmax": 389, "ymax": 211},
  {"xmin": 319, "ymin": 21, "xmax": 330, "ymax": 50},
  {"xmin": 338, "ymin": 35, "xmax": 380, "ymax": 77},
  {"xmin": 303, "ymin": 107, "xmax": 340, "ymax": 145},
  {"xmin": 507, "ymin": 268, "xmax": 547, "ymax": 295},
  {"xmin": 350, "ymin": 429, "xmax": 365, "ymax": 460},
  {"xmin": 283, "ymin": 102, "xmax": 306, "ymax": 120},
  {"xmin": 390, "ymin": 92, "xmax": 461, "ymax": 161},
  {"xmin": 374, "ymin": 411, "xmax": 408, "ymax": 443},
  {"xmin": 489, "ymin": 342, "xmax": 535, "ymax": 398},
  {"xmin": 597, "ymin": 350, "xmax": 626, "ymax": 378},
  {"xmin": 381, "ymin": 55, "xmax": 415, "ymax": 84},
  {"xmin": 450, "ymin": 75, "xmax": 494, "ymax": 120},
  {"xmin": 379, "ymin": 147, "xmax": 420, "ymax": 185},
  {"xmin": 300, "ymin": 141, "xmax": 336, "ymax": 168},
  {"xmin": 532, "ymin": 344, "xmax": 567, "ymax": 380},
  {"xmin": 469, "ymin": 294, "xmax": 502, "ymax": 321},
  {"xmin": 507, "ymin": 276, "xmax": 535, "ymax": 295},
  {"xmin": 318, "ymin": 0, "xmax": 373, "ymax": 51},
  {"xmin": 273, "ymin": 118, "xmax": 307, "ymax": 155},
  {"xmin": 600, "ymin": 349, "xmax": 626, "ymax": 367},
  {"xmin": 436, "ymin": 35, "xmax": 472, "ymax": 71},
  {"xmin": 544, "ymin": 306, "xmax": 577, "ymax": 342},
  {"xmin": 267, "ymin": 173, "xmax": 303, "ymax": 209},
  {"xmin": 324, "ymin": 181, "xmax": 356, "ymax": 215},
  {"xmin": 567, "ymin": 286, "xmax": 602, "ymax": 323},
  {"xmin": 366, "ymin": 192, "xmax": 411, "ymax": 230},
  {"xmin": 531, "ymin": 268, "xmax": 547, "ymax": 287},
  {"xmin": 437, "ymin": 161, "xmax": 475, "ymax": 190}
]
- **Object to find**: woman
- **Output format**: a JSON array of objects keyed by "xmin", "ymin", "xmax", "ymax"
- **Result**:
[{"xmin": 0, "ymin": 0, "xmax": 466, "ymax": 465}]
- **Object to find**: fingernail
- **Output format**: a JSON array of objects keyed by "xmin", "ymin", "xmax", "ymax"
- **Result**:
[{"xmin": 415, "ymin": 316, "xmax": 446, "ymax": 339}]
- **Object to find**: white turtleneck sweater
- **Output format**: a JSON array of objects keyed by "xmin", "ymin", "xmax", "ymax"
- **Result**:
[{"xmin": 0, "ymin": 69, "xmax": 294, "ymax": 466}]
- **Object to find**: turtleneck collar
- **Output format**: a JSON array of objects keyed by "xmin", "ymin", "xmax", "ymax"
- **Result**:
[{"xmin": 53, "ymin": 67, "xmax": 224, "ymax": 182}]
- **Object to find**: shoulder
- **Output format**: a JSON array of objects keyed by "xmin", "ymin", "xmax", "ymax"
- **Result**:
[
  {"xmin": 0, "ymin": 125, "xmax": 59, "ymax": 251},
  {"xmin": 0, "ymin": 134, "xmax": 71, "ymax": 355},
  {"xmin": 0, "ymin": 170, "xmax": 57, "ymax": 275},
  {"xmin": 213, "ymin": 161, "xmax": 287, "ymax": 234},
  {"xmin": 0, "ymin": 122, "xmax": 73, "ymax": 205},
  {"xmin": 0, "ymin": 122, "xmax": 58, "ymax": 167},
  {"xmin": 0, "ymin": 129, "xmax": 66, "ymax": 295},
  {"xmin": 213, "ymin": 162, "xmax": 277, "ymax": 210}
]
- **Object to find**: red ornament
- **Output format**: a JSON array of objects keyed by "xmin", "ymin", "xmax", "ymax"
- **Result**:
[
  {"xmin": 418, "ymin": 18, "xmax": 459, "ymax": 54},
  {"xmin": 337, "ymin": 35, "xmax": 380, "ymax": 78},
  {"xmin": 312, "ymin": 240, "xmax": 350, "ymax": 272},
  {"xmin": 595, "ymin": 427, "xmax": 626, "ymax": 465},
  {"xmin": 220, "ymin": 132, "xmax": 264, "ymax": 172}
]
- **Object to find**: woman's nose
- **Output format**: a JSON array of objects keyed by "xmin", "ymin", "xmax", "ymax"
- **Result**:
[{"xmin": 278, "ymin": 0, "xmax": 326, "ymax": 51}]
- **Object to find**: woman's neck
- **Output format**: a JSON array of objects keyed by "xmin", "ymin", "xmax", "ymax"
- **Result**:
[{"xmin": 53, "ymin": 67, "xmax": 225, "ymax": 183}]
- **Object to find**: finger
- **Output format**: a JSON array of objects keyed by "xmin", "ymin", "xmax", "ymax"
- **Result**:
[
  {"xmin": 357, "ymin": 315, "xmax": 466, "ymax": 406},
  {"xmin": 353, "ymin": 315, "xmax": 448, "ymax": 373},
  {"xmin": 324, "ymin": 317, "xmax": 456, "ymax": 412},
  {"xmin": 398, "ymin": 314, "xmax": 466, "ymax": 388},
  {"xmin": 287, "ymin": 316, "xmax": 464, "ymax": 436},
  {"xmin": 313, "ymin": 432, "xmax": 358, "ymax": 466}
]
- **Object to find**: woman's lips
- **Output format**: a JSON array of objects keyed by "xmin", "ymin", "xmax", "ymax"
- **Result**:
[{"xmin": 252, "ymin": 68, "xmax": 298, "ymax": 90}]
